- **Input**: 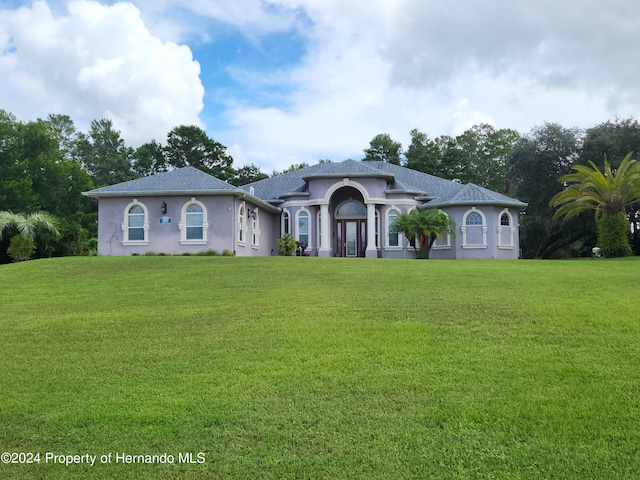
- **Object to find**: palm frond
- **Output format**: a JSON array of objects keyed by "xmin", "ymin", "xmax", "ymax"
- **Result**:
[
  {"xmin": 551, "ymin": 152, "xmax": 640, "ymax": 220},
  {"xmin": 0, "ymin": 210, "xmax": 61, "ymax": 241}
]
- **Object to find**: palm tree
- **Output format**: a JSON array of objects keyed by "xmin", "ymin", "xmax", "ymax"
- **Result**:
[
  {"xmin": 0, "ymin": 211, "xmax": 61, "ymax": 261},
  {"xmin": 549, "ymin": 153, "xmax": 640, "ymax": 257},
  {"xmin": 276, "ymin": 233, "xmax": 298, "ymax": 256},
  {"xmin": 391, "ymin": 208, "xmax": 456, "ymax": 259}
]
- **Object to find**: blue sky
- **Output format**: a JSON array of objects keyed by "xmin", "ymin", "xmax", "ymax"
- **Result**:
[{"xmin": 2, "ymin": 0, "xmax": 640, "ymax": 173}]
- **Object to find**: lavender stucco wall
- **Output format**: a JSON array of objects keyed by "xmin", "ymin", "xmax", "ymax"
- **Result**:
[
  {"xmin": 94, "ymin": 182, "xmax": 522, "ymax": 260},
  {"xmin": 96, "ymin": 195, "xmax": 278, "ymax": 256},
  {"xmin": 437, "ymin": 205, "xmax": 521, "ymax": 259}
]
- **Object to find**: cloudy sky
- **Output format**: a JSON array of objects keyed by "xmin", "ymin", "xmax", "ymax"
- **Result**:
[{"xmin": 1, "ymin": 0, "xmax": 640, "ymax": 172}]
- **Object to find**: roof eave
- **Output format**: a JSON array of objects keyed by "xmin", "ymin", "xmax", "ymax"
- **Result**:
[
  {"xmin": 386, "ymin": 189, "xmax": 426, "ymax": 195},
  {"xmin": 279, "ymin": 191, "xmax": 310, "ymax": 198},
  {"xmin": 424, "ymin": 200, "xmax": 528, "ymax": 209},
  {"xmin": 82, "ymin": 189, "xmax": 282, "ymax": 213},
  {"xmin": 302, "ymin": 172, "xmax": 395, "ymax": 182}
]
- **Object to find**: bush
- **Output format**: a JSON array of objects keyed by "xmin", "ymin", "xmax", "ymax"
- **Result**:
[
  {"xmin": 7, "ymin": 235, "xmax": 35, "ymax": 262},
  {"xmin": 277, "ymin": 233, "xmax": 297, "ymax": 256},
  {"xmin": 197, "ymin": 250, "xmax": 220, "ymax": 256},
  {"xmin": 597, "ymin": 212, "xmax": 633, "ymax": 257}
]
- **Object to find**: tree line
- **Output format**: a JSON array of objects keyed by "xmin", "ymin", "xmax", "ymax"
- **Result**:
[
  {"xmin": 363, "ymin": 120, "xmax": 640, "ymax": 258},
  {"xmin": 1, "ymin": 108, "xmax": 640, "ymax": 261},
  {"xmin": 0, "ymin": 111, "xmax": 269, "ymax": 262}
]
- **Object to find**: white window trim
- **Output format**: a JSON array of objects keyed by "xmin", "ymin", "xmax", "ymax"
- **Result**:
[
  {"xmin": 179, "ymin": 198, "xmax": 208, "ymax": 245},
  {"xmin": 385, "ymin": 206, "xmax": 403, "ymax": 250},
  {"xmin": 237, "ymin": 201, "xmax": 246, "ymax": 246},
  {"xmin": 497, "ymin": 208, "xmax": 515, "ymax": 249},
  {"xmin": 121, "ymin": 199, "xmax": 150, "ymax": 246},
  {"xmin": 461, "ymin": 207, "xmax": 488, "ymax": 249},
  {"xmin": 432, "ymin": 210, "xmax": 452, "ymax": 250},
  {"xmin": 295, "ymin": 208, "xmax": 311, "ymax": 247},
  {"xmin": 316, "ymin": 210, "xmax": 322, "ymax": 252},
  {"xmin": 375, "ymin": 209, "xmax": 380, "ymax": 249},
  {"xmin": 281, "ymin": 209, "xmax": 291, "ymax": 236},
  {"xmin": 251, "ymin": 208, "xmax": 260, "ymax": 249}
]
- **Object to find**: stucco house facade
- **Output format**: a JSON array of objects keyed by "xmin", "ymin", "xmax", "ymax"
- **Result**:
[{"xmin": 83, "ymin": 160, "xmax": 527, "ymax": 259}]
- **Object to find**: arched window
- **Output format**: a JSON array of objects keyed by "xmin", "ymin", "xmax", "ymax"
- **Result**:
[
  {"xmin": 238, "ymin": 202, "xmax": 246, "ymax": 244},
  {"xmin": 317, "ymin": 210, "xmax": 322, "ymax": 250},
  {"xmin": 180, "ymin": 199, "xmax": 208, "ymax": 244},
  {"xmin": 466, "ymin": 212, "xmax": 483, "ymax": 226},
  {"xmin": 498, "ymin": 209, "xmax": 515, "ymax": 249},
  {"xmin": 462, "ymin": 208, "xmax": 487, "ymax": 249},
  {"xmin": 128, "ymin": 205, "xmax": 145, "ymax": 241},
  {"xmin": 336, "ymin": 200, "xmax": 366, "ymax": 218},
  {"xmin": 433, "ymin": 210, "xmax": 452, "ymax": 250},
  {"xmin": 251, "ymin": 208, "xmax": 259, "ymax": 247},
  {"xmin": 297, "ymin": 210, "xmax": 309, "ymax": 247},
  {"xmin": 122, "ymin": 200, "xmax": 149, "ymax": 245},
  {"xmin": 282, "ymin": 210, "xmax": 290, "ymax": 235},
  {"xmin": 186, "ymin": 204, "xmax": 204, "ymax": 240},
  {"xmin": 386, "ymin": 208, "xmax": 400, "ymax": 248}
]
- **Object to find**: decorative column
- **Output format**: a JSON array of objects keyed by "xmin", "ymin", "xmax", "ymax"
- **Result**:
[
  {"xmin": 318, "ymin": 203, "xmax": 331, "ymax": 257},
  {"xmin": 366, "ymin": 203, "xmax": 377, "ymax": 258}
]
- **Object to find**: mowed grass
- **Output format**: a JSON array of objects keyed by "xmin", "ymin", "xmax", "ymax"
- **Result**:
[{"xmin": 1, "ymin": 256, "xmax": 639, "ymax": 479}]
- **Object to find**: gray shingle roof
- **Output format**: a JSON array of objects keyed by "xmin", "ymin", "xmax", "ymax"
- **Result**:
[
  {"xmin": 242, "ymin": 160, "xmax": 529, "ymax": 209},
  {"xmin": 84, "ymin": 166, "xmax": 235, "ymax": 197},
  {"xmin": 83, "ymin": 162, "xmax": 526, "ymax": 210},
  {"xmin": 424, "ymin": 183, "xmax": 527, "ymax": 208}
]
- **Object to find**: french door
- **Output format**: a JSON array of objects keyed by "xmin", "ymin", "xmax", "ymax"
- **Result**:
[{"xmin": 336, "ymin": 220, "xmax": 366, "ymax": 257}]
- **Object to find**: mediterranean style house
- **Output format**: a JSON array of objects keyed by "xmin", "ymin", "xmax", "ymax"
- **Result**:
[{"xmin": 83, "ymin": 160, "xmax": 527, "ymax": 259}]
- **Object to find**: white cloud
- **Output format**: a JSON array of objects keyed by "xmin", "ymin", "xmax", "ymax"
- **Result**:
[
  {"xmin": 129, "ymin": 0, "xmax": 302, "ymax": 43},
  {"xmin": 0, "ymin": 0, "xmax": 204, "ymax": 145},
  {"xmin": 4, "ymin": 0, "xmax": 640, "ymax": 172},
  {"xmin": 219, "ymin": 0, "xmax": 640, "ymax": 170}
]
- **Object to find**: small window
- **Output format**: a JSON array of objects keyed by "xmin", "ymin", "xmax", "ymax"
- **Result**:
[
  {"xmin": 186, "ymin": 204, "xmax": 204, "ymax": 240},
  {"xmin": 336, "ymin": 200, "xmax": 366, "ymax": 217},
  {"xmin": 466, "ymin": 212, "xmax": 483, "ymax": 226},
  {"xmin": 128, "ymin": 205, "xmax": 145, "ymax": 241},
  {"xmin": 238, "ymin": 204, "xmax": 245, "ymax": 243},
  {"xmin": 122, "ymin": 200, "xmax": 149, "ymax": 245},
  {"xmin": 180, "ymin": 199, "xmax": 208, "ymax": 244},
  {"xmin": 282, "ymin": 210, "xmax": 290, "ymax": 235},
  {"xmin": 298, "ymin": 211, "xmax": 309, "ymax": 247},
  {"xmin": 388, "ymin": 210, "xmax": 399, "ymax": 247},
  {"xmin": 375, "ymin": 210, "xmax": 379, "ymax": 248},
  {"xmin": 252, "ymin": 209, "xmax": 259, "ymax": 247},
  {"xmin": 500, "ymin": 213, "xmax": 511, "ymax": 226},
  {"xmin": 462, "ymin": 208, "xmax": 487, "ymax": 248}
]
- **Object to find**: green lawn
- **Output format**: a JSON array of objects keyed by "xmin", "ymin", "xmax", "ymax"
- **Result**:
[{"xmin": 1, "ymin": 256, "xmax": 639, "ymax": 479}]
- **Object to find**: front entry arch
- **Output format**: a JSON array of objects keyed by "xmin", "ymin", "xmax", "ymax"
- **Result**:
[{"xmin": 334, "ymin": 199, "xmax": 367, "ymax": 257}]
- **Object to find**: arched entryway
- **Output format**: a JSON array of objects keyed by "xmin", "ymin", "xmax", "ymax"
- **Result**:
[
  {"xmin": 332, "ymin": 187, "xmax": 367, "ymax": 257},
  {"xmin": 335, "ymin": 200, "xmax": 367, "ymax": 257}
]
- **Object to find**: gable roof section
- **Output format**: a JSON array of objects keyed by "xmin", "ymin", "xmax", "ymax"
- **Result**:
[
  {"xmin": 243, "ymin": 160, "xmax": 465, "ymax": 202},
  {"xmin": 424, "ymin": 183, "xmax": 527, "ymax": 209},
  {"xmin": 301, "ymin": 159, "xmax": 394, "ymax": 180},
  {"xmin": 365, "ymin": 161, "xmax": 461, "ymax": 199},
  {"xmin": 83, "ymin": 166, "xmax": 280, "ymax": 212},
  {"xmin": 84, "ymin": 166, "xmax": 235, "ymax": 197}
]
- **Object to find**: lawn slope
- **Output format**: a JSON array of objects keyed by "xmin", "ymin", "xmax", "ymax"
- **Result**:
[{"xmin": 1, "ymin": 257, "xmax": 639, "ymax": 479}]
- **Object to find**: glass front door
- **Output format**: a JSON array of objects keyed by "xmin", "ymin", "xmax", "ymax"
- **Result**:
[
  {"xmin": 336, "ymin": 219, "xmax": 366, "ymax": 257},
  {"xmin": 345, "ymin": 221, "xmax": 357, "ymax": 257}
]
